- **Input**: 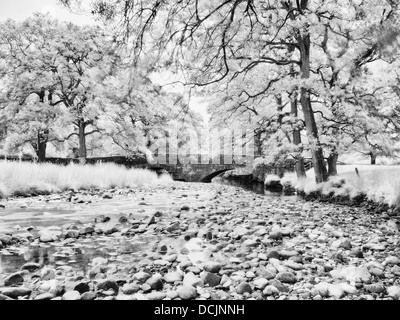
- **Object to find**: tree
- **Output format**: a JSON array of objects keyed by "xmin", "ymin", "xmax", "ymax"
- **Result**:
[
  {"xmin": 61, "ymin": 0, "xmax": 400, "ymax": 182},
  {"xmin": 0, "ymin": 13, "xmax": 118, "ymax": 160}
]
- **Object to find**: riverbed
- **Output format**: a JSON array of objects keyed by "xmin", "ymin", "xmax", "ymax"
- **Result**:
[{"xmin": 0, "ymin": 181, "xmax": 399, "ymax": 300}]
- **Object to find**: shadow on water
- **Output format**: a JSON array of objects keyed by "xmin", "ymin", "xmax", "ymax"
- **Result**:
[{"xmin": 213, "ymin": 177, "xmax": 303, "ymax": 200}]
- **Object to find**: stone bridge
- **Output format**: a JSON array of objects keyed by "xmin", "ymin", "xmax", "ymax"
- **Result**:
[{"xmin": 147, "ymin": 154, "xmax": 251, "ymax": 183}]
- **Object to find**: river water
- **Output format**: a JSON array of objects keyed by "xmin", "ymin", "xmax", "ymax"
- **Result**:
[{"xmin": 0, "ymin": 179, "xmax": 298, "ymax": 275}]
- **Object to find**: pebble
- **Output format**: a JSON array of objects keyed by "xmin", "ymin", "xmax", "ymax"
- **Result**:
[
  {"xmin": 203, "ymin": 262, "xmax": 222, "ymax": 273},
  {"xmin": 176, "ymin": 286, "xmax": 197, "ymax": 300},
  {"xmin": 0, "ymin": 287, "xmax": 31, "ymax": 299},
  {"xmin": 201, "ymin": 272, "xmax": 221, "ymax": 287},
  {"xmin": 62, "ymin": 291, "xmax": 81, "ymax": 300},
  {"xmin": 183, "ymin": 273, "xmax": 204, "ymax": 288},
  {"xmin": 387, "ymin": 286, "xmax": 400, "ymax": 300},
  {"xmin": 236, "ymin": 282, "xmax": 252, "ymax": 294},
  {"xmin": 4, "ymin": 273, "xmax": 24, "ymax": 286},
  {"xmin": 164, "ymin": 272, "xmax": 183, "ymax": 283},
  {"xmin": 276, "ymin": 272, "xmax": 297, "ymax": 284},
  {"xmin": 253, "ymin": 278, "xmax": 269, "ymax": 290},
  {"xmin": 146, "ymin": 275, "xmax": 163, "ymax": 291},
  {"xmin": 97, "ymin": 279, "xmax": 119, "ymax": 294}
]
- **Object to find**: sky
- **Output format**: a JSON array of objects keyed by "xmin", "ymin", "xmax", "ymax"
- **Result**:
[{"xmin": 0, "ymin": 0, "xmax": 94, "ymax": 25}]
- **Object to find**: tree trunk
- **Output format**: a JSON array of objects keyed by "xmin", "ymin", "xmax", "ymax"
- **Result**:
[
  {"xmin": 298, "ymin": 33, "xmax": 328, "ymax": 183},
  {"xmin": 276, "ymin": 94, "xmax": 284, "ymax": 126},
  {"xmin": 254, "ymin": 131, "xmax": 263, "ymax": 157},
  {"xmin": 291, "ymin": 91, "xmax": 306, "ymax": 178},
  {"xmin": 370, "ymin": 152, "xmax": 377, "ymax": 165},
  {"xmin": 36, "ymin": 130, "xmax": 48, "ymax": 163},
  {"xmin": 328, "ymin": 151, "xmax": 339, "ymax": 177},
  {"xmin": 78, "ymin": 120, "xmax": 87, "ymax": 160}
]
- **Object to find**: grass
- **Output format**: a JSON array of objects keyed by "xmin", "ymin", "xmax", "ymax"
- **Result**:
[
  {"xmin": 0, "ymin": 161, "xmax": 173, "ymax": 198},
  {"xmin": 283, "ymin": 165, "xmax": 400, "ymax": 207}
]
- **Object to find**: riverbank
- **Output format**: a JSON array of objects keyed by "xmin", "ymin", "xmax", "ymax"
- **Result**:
[
  {"xmin": 0, "ymin": 182, "xmax": 400, "ymax": 300},
  {"xmin": 222, "ymin": 165, "xmax": 400, "ymax": 216},
  {"xmin": 0, "ymin": 161, "xmax": 172, "ymax": 199}
]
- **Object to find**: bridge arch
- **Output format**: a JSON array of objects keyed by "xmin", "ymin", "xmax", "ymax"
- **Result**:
[{"xmin": 200, "ymin": 169, "xmax": 234, "ymax": 183}]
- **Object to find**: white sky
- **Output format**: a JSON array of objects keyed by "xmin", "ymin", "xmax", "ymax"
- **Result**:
[{"xmin": 0, "ymin": 0, "xmax": 94, "ymax": 25}]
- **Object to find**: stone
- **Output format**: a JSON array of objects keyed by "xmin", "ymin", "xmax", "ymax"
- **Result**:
[
  {"xmin": 314, "ymin": 282, "xmax": 330, "ymax": 297},
  {"xmin": 81, "ymin": 292, "xmax": 97, "ymax": 300},
  {"xmin": 201, "ymin": 272, "xmax": 221, "ymax": 287},
  {"xmin": 339, "ymin": 283, "xmax": 358, "ymax": 295},
  {"xmin": 232, "ymin": 226, "xmax": 249, "ymax": 237},
  {"xmin": 62, "ymin": 291, "xmax": 81, "ymax": 300},
  {"xmin": 332, "ymin": 239, "xmax": 352, "ymax": 250},
  {"xmin": 133, "ymin": 271, "xmax": 151, "ymax": 284},
  {"xmin": 4, "ymin": 273, "xmax": 24, "ymax": 286},
  {"xmin": 242, "ymin": 239, "xmax": 258, "ymax": 247},
  {"xmin": 369, "ymin": 268, "xmax": 384, "ymax": 278},
  {"xmin": 74, "ymin": 282, "xmax": 90, "ymax": 294},
  {"xmin": 146, "ymin": 292, "xmax": 167, "ymax": 300},
  {"xmin": 203, "ymin": 262, "xmax": 222, "ymax": 273},
  {"xmin": 365, "ymin": 283, "xmax": 385, "ymax": 293},
  {"xmin": 65, "ymin": 230, "xmax": 80, "ymax": 239},
  {"xmin": 268, "ymin": 280, "xmax": 289, "ymax": 293},
  {"xmin": 183, "ymin": 273, "xmax": 204, "ymax": 288},
  {"xmin": 97, "ymin": 279, "xmax": 119, "ymax": 294},
  {"xmin": 278, "ymin": 250, "xmax": 299, "ymax": 260},
  {"xmin": 330, "ymin": 266, "xmax": 372, "ymax": 283},
  {"xmin": 122, "ymin": 283, "xmax": 141, "ymax": 295},
  {"xmin": 253, "ymin": 278, "xmax": 269, "ymax": 290},
  {"xmin": 40, "ymin": 268, "xmax": 56, "ymax": 281},
  {"xmin": 80, "ymin": 226, "xmax": 95, "ymax": 235},
  {"xmin": 385, "ymin": 256, "xmax": 400, "ymax": 266},
  {"xmin": 268, "ymin": 231, "xmax": 282, "ymax": 240},
  {"xmin": 258, "ymin": 268, "xmax": 276, "ymax": 280},
  {"xmin": 166, "ymin": 222, "xmax": 180, "ymax": 232},
  {"xmin": 176, "ymin": 286, "xmax": 197, "ymax": 300},
  {"xmin": 0, "ymin": 235, "xmax": 13, "ymax": 246},
  {"xmin": 276, "ymin": 272, "xmax": 297, "ymax": 284},
  {"xmin": 0, "ymin": 294, "xmax": 13, "ymax": 300},
  {"xmin": 164, "ymin": 254, "xmax": 178, "ymax": 262},
  {"xmin": 186, "ymin": 266, "xmax": 201, "ymax": 274},
  {"xmin": 387, "ymin": 286, "xmax": 400, "ymax": 300},
  {"xmin": 283, "ymin": 261, "xmax": 304, "ymax": 271},
  {"xmin": 392, "ymin": 265, "xmax": 400, "ymax": 276},
  {"xmin": 164, "ymin": 272, "xmax": 183, "ymax": 283},
  {"xmin": 38, "ymin": 229, "xmax": 60, "ymax": 242},
  {"xmin": 263, "ymin": 285, "xmax": 279, "ymax": 296},
  {"xmin": 0, "ymin": 287, "xmax": 31, "ymax": 299},
  {"xmin": 147, "ymin": 275, "xmax": 163, "ymax": 291},
  {"xmin": 236, "ymin": 282, "xmax": 252, "ymax": 294},
  {"xmin": 179, "ymin": 260, "xmax": 194, "ymax": 270},
  {"xmin": 34, "ymin": 292, "xmax": 55, "ymax": 300},
  {"xmin": 327, "ymin": 284, "xmax": 345, "ymax": 299},
  {"xmin": 21, "ymin": 262, "xmax": 41, "ymax": 272},
  {"xmin": 40, "ymin": 279, "xmax": 64, "ymax": 296},
  {"xmin": 350, "ymin": 249, "xmax": 364, "ymax": 258},
  {"xmin": 266, "ymin": 250, "xmax": 280, "ymax": 260},
  {"xmin": 166, "ymin": 291, "xmax": 179, "ymax": 299},
  {"xmin": 141, "ymin": 283, "xmax": 152, "ymax": 293}
]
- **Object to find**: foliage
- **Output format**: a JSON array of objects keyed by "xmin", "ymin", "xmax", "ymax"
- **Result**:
[{"xmin": 0, "ymin": 160, "xmax": 172, "ymax": 197}]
